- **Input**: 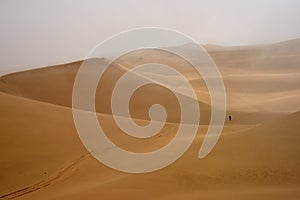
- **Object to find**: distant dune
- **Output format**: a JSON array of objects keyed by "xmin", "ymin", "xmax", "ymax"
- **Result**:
[{"xmin": 0, "ymin": 39, "xmax": 300, "ymax": 199}]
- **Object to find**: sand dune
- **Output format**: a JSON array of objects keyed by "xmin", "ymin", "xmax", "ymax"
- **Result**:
[
  {"xmin": 1, "ymin": 39, "xmax": 300, "ymax": 199},
  {"xmin": 0, "ymin": 57, "xmax": 211, "ymax": 124}
]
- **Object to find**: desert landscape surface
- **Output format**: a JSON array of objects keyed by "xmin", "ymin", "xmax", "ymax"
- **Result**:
[{"xmin": 1, "ymin": 39, "xmax": 300, "ymax": 199}]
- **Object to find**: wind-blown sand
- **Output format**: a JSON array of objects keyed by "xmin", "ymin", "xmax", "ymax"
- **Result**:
[{"xmin": 0, "ymin": 39, "xmax": 300, "ymax": 199}]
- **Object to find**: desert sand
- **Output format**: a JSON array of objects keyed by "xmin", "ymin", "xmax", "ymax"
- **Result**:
[{"xmin": 0, "ymin": 39, "xmax": 300, "ymax": 199}]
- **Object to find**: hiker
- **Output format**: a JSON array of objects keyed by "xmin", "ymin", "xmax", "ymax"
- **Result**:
[{"xmin": 229, "ymin": 115, "xmax": 232, "ymax": 121}]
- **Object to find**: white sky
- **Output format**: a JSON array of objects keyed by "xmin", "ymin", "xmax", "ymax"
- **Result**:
[{"xmin": 1, "ymin": 0, "xmax": 300, "ymax": 75}]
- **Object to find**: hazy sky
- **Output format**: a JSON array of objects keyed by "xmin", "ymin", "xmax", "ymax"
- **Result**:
[{"xmin": 1, "ymin": 0, "xmax": 300, "ymax": 75}]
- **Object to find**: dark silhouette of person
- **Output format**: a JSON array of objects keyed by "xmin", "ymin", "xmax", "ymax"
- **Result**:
[{"xmin": 229, "ymin": 115, "xmax": 232, "ymax": 121}]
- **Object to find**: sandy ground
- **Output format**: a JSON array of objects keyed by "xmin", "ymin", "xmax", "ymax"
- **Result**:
[{"xmin": 0, "ymin": 39, "xmax": 300, "ymax": 199}]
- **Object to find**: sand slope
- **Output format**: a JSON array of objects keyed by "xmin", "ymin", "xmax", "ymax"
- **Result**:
[{"xmin": 0, "ymin": 91, "xmax": 300, "ymax": 200}]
